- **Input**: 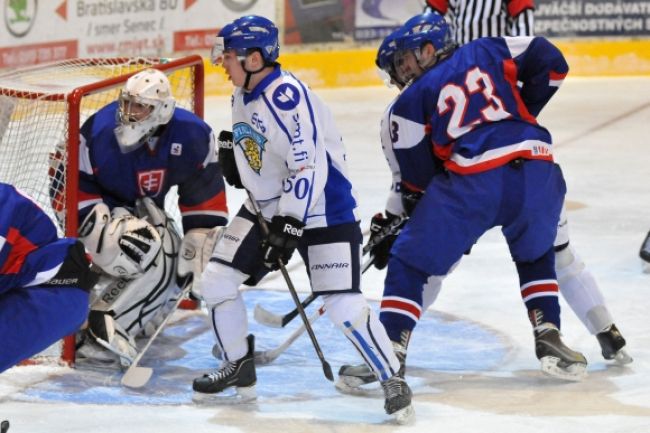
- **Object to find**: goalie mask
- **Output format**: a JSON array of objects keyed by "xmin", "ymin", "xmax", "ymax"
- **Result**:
[{"xmin": 114, "ymin": 68, "xmax": 176, "ymax": 153}]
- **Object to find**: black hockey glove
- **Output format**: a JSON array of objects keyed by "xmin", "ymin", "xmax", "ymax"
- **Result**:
[
  {"xmin": 217, "ymin": 130, "xmax": 244, "ymax": 189},
  {"xmin": 401, "ymin": 185, "xmax": 424, "ymax": 217},
  {"xmin": 43, "ymin": 240, "xmax": 101, "ymax": 292},
  {"xmin": 261, "ymin": 215, "xmax": 305, "ymax": 270},
  {"xmin": 367, "ymin": 212, "xmax": 406, "ymax": 270}
]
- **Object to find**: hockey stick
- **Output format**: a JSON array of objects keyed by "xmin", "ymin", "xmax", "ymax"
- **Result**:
[
  {"xmin": 254, "ymin": 293, "xmax": 318, "ymax": 328},
  {"xmin": 254, "ymin": 255, "xmax": 375, "ymax": 328},
  {"xmin": 246, "ymin": 191, "xmax": 334, "ymax": 381},
  {"xmin": 121, "ymin": 279, "xmax": 192, "ymax": 388},
  {"xmin": 254, "ymin": 305, "xmax": 326, "ymax": 364}
]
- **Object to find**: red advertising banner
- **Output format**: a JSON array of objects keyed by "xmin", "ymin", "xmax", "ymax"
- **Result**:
[
  {"xmin": 173, "ymin": 28, "xmax": 218, "ymax": 51},
  {"xmin": 0, "ymin": 40, "xmax": 78, "ymax": 69}
]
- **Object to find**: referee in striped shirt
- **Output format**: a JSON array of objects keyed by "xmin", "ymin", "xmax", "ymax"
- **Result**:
[{"xmin": 424, "ymin": 0, "xmax": 535, "ymax": 44}]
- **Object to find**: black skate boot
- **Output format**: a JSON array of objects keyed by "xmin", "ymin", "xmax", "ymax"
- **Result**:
[
  {"xmin": 337, "ymin": 330, "xmax": 410, "ymax": 391},
  {"xmin": 535, "ymin": 323, "xmax": 587, "ymax": 381},
  {"xmin": 596, "ymin": 324, "xmax": 633, "ymax": 364},
  {"xmin": 381, "ymin": 375, "xmax": 414, "ymax": 424},
  {"xmin": 193, "ymin": 334, "xmax": 257, "ymax": 402}
]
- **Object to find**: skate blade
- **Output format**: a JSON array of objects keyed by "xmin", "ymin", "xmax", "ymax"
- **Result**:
[
  {"xmin": 612, "ymin": 348, "xmax": 633, "ymax": 365},
  {"xmin": 392, "ymin": 404, "xmax": 415, "ymax": 425},
  {"xmin": 334, "ymin": 379, "xmax": 383, "ymax": 396},
  {"xmin": 540, "ymin": 356, "xmax": 587, "ymax": 381},
  {"xmin": 192, "ymin": 385, "xmax": 257, "ymax": 405}
]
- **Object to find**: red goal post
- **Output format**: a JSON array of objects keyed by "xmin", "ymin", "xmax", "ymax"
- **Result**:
[{"xmin": 0, "ymin": 55, "xmax": 205, "ymax": 365}]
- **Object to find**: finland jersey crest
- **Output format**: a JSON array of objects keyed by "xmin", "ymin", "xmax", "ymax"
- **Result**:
[{"xmin": 233, "ymin": 122, "xmax": 267, "ymax": 174}]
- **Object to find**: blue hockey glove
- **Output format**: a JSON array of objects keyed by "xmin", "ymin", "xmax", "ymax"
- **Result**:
[
  {"xmin": 262, "ymin": 215, "xmax": 305, "ymax": 270},
  {"xmin": 368, "ymin": 212, "xmax": 405, "ymax": 270},
  {"xmin": 217, "ymin": 130, "xmax": 244, "ymax": 189}
]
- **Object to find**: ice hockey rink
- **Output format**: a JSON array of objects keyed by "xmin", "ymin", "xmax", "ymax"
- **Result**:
[{"xmin": 1, "ymin": 76, "xmax": 649, "ymax": 433}]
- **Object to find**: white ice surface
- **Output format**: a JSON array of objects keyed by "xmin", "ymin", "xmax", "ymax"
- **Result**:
[{"xmin": 1, "ymin": 77, "xmax": 650, "ymax": 433}]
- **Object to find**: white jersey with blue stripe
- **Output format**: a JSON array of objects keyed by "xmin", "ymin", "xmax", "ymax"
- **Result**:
[
  {"xmin": 379, "ymin": 96, "xmax": 405, "ymax": 216},
  {"xmin": 231, "ymin": 67, "xmax": 359, "ymax": 228}
]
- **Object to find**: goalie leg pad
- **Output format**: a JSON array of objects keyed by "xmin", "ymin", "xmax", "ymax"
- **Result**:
[
  {"xmin": 90, "ymin": 201, "xmax": 181, "ymax": 338},
  {"xmin": 178, "ymin": 226, "xmax": 225, "ymax": 299}
]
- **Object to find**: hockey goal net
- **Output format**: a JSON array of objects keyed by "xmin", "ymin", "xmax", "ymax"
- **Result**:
[{"xmin": 0, "ymin": 55, "xmax": 205, "ymax": 365}]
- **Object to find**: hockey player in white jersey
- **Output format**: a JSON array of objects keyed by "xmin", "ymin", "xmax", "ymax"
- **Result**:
[{"xmin": 191, "ymin": 15, "xmax": 413, "ymax": 423}]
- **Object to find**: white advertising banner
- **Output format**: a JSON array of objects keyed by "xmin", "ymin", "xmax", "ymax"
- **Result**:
[
  {"xmin": 354, "ymin": 0, "xmax": 423, "ymax": 41},
  {"xmin": 0, "ymin": 0, "xmax": 274, "ymax": 68}
]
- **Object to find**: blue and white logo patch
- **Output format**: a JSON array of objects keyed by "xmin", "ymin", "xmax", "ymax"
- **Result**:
[
  {"xmin": 272, "ymin": 83, "xmax": 300, "ymax": 111},
  {"xmin": 233, "ymin": 122, "xmax": 267, "ymax": 174}
]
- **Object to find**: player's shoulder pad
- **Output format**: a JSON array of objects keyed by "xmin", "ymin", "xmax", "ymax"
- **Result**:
[{"xmin": 270, "ymin": 75, "xmax": 302, "ymax": 111}]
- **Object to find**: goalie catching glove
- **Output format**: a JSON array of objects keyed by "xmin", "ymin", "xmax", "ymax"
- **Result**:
[
  {"xmin": 177, "ymin": 226, "xmax": 224, "ymax": 299},
  {"xmin": 262, "ymin": 215, "xmax": 305, "ymax": 270},
  {"xmin": 367, "ymin": 212, "xmax": 406, "ymax": 270},
  {"xmin": 78, "ymin": 203, "xmax": 162, "ymax": 278},
  {"xmin": 217, "ymin": 130, "xmax": 244, "ymax": 189}
]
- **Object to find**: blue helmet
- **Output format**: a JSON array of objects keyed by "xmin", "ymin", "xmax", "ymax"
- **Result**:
[
  {"xmin": 395, "ymin": 12, "xmax": 455, "ymax": 58},
  {"xmin": 375, "ymin": 28, "xmax": 406, "ymax": 86},
  {"xmin": 211, "ymin": 15, "xmax": 280, "ymax": 65}
]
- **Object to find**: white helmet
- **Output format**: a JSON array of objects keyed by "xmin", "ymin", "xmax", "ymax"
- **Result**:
[{"xmin": 114, "ymin": 68, "xmax": 176, "ymax": 153}]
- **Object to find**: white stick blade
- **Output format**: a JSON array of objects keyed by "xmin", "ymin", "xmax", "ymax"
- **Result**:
[
  {"xmin": 121, "ymin": 366, "xmax": 153, "ymax": 388},
  {"xmin": 253, "ymin": 304, "xmax": 283, "ymax": 328}
]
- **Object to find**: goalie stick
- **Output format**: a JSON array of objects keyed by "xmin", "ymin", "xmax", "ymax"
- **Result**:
[{"xmin": 121, "ymin": 279, "xmax": 192, "ymax": 388}]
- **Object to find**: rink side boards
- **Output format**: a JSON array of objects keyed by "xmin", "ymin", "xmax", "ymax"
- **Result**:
[{"xmin": 203, "ymin": 38, "xmax": 650, "ymax": 96}]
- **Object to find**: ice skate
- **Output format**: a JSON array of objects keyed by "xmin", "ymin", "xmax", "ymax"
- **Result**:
[
  {"xmin": 337, "ymin": 335, "xmax": 408, "ymax": 391},
  {"xmin": 535, "ymin": 323, "xmax": 587, "ymax": 381},
  {"xmin": 336, "ymin": 363, "xmax": 377, "ymax": 391},
  {"xmin": 596, "ymin": 324, "xmax": 632, "ymax": 365},
  {"xmin": 193, "ymin": 334, "xmax": 257, "ymax": 403},
  {"xmin": 381, "ymin": 375, "xmax": 415, "ymax": 425}
]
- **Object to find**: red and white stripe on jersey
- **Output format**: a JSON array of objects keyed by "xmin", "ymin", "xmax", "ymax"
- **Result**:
[
  {"xmin": 179, "ymin": 190, "xmax": 228, "ymax": 220},
  {"xmin": 0, "ymin": 227, "xmax": 37, "ymax": 274},
  {"xmin": 444, "ymin": 139, "xmax": 553, "ymax": 174},
  {"xmin": 520, "ymin": 279, "xmax": 559, "ymax": 302},
  {"xmin": 549, "ymin": 71, "xmax": 567, "ymax": 87},
  {"xmin": 380, "ymin": 296, "xmax": 423, "ymax": 322}
]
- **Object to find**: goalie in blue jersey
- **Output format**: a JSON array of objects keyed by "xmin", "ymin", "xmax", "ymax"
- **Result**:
[{"xmin": 50, "ymin": 69, "xmax": 229, "ymax": 368}]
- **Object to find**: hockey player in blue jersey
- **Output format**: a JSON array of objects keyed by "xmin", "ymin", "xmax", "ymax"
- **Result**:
[
  {"xmin": 191, "ymin": 15, "xmax": 413, "ymax": 424},
  {"xmin": 59, "ymin": 68, "xmax": 229, "ymax": 367},
  {"xmin": 373, "ymin": 13, "xmax": 588, "ymax": 381},
  {"xmin": 338, "ymin": 12, "xmax": 631, "ymax": 389},
  {"xmin": 0, "ymin": 182, "xmax": 99, "ymax": 372}
]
